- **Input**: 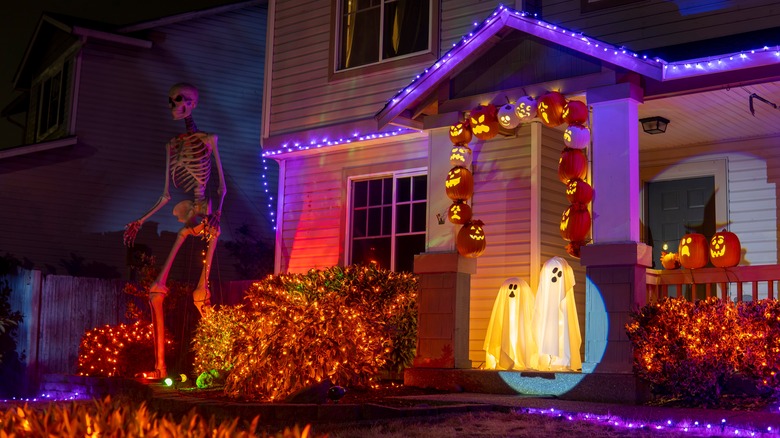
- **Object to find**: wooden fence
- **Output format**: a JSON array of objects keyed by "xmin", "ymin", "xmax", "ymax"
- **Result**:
[{"xmin": 646, "ymin": 265, "xmax": 780, "ymax": 303}]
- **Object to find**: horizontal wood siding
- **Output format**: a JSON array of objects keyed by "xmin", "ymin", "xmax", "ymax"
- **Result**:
[
  {"xmin": 279, "ymin": 136, "xmax": 429, "ymax": 273},
  {"xmin": 467, "ymin": 127, "xmax": 535, "ymax": 363},
  {"xmin": 541, "ymin": 0, "xmax": 780, "ymax": 52},
  {"xmin": 641, "ymin": 136, "xmax": 779, "ymax": 266},
  {"xmin": 1, "ymin": 5, "xmax": 271, "ymax": 285}
]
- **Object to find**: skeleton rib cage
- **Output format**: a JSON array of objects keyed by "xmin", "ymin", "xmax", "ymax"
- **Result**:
[{"xmin": 169, "ymin": 133, "xmax": 212, "ymax": 201}]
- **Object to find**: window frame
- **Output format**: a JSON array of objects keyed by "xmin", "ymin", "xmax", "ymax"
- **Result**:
[
  {"xmin": 34, "ymin": 59, "xmax": 73, "ymax": 143},
  {"xmin": 346, "ymin": 167, "xmax": 428, "ymax": 272},
  {"xmin": 329, "ymin": 0, "xmax": 439, "ymax": 80}
]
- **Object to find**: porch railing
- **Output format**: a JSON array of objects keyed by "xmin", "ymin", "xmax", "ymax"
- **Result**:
[{"xmin": 646, "ymin": 265, "xmax": 780, "ymax": 303}]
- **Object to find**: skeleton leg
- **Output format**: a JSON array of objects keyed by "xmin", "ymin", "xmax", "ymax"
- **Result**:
[{"xmin": 193, "ymin": 232, "xmax": 218, "ymax": 316}]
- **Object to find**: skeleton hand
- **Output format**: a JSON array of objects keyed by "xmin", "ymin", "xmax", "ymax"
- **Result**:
[
  {"xmin": 124, "ymin": 220, "xmax": 143, "ymax": 247},
  {"xmin": 205, "ymin": 211, "xmax": 221, "ymax": 236}
]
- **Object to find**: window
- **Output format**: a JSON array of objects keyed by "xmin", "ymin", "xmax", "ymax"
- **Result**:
[
  {"xmin": 349, "ymin": 172, "xmax": 427, "ymax": 272},
  {"xmin": 337, "ymin": 0, "xmax": 431, "ymax": 70},
  {"xmin": 36, "ymin": 60, "xmax": 71, "ymax": 142}
]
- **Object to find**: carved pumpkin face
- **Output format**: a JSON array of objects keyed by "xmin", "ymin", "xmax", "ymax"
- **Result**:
[
  {"xmin": 515, "ymin": 96, "xmax": 537, "ymax": 122},
  {"xmin": 537, "ymin": 91, "xmax": 567, "ymax": 127},
  {"xmin": 678, "ymin": 233, "xmax": 708, "ymax": 269},
  {"xmin": 449, "ymin": 121, "xmax": 472, "ymax": 145},
  {"xmin": 449, "ymin": 145, "xmax": 473, "ymax": 168},
  {"xmin": 709, "ymin": 230, "xmax": 741, "ymax": 268},
  {"xmin": 469, "ymin": 104, "xmax": 499, "ymax": 141},
  {"xmin": 560, "ymin": 203, "xmax": 591, "ymax": 243},
  {"xmin": 445, "ymin": 166, "xmax": 474, "ymax": 201},
  {"xmin": 562, "ymin": 100, "xmax": 588, "ymax": 125},
  {"xmin": 448, "ymin": 201, "xmax": 473, "ymax": 225},
  {"xmin": 563, "ymin": 124, "xmax": 591, "ymax": 150},
  {"xmin": 498, "ymin": 103, "xmax": 521, "ymax": 129},
  {"xmin": 565, "ymin": 178, "xmax": 593, "ymax": 205},
  {"xmin": 558, "ymin": 148, "xmax": 588, "ymax": 183},
  {"xmin": 457, "ymin": 220, "xmax": 486, "ymax": 258}
]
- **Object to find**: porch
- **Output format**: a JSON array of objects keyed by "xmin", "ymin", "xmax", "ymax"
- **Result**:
[{"xmin": 646, "ymin": 264, "xmax": 780, "ymax": 303}]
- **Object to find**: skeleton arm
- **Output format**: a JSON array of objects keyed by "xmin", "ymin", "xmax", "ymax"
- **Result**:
[
  {"xmin": 123, "ymin": 142, "xmax": 174, "ymax": 246},
  {"xmin": 207, "ymin": 134, "xmax": 226, "ymax": 230}
]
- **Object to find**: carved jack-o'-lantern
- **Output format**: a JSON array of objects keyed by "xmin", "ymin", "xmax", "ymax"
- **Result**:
[
  {"xmin": 449, "ymin": 145, "xmax": 473, "ymax": 168},
  {"xmin": 562, "ymin": 100, "xmax": 588, "ymax": 125},
  {"xmin": 560, "ymin": 203, "xmax": 591, "ymax": 242},
  {"xmin": 709, "ymin": 229, "xmax": 741, "ymax": 268},
  {"xmin": 448, "ymin": 201, "xmax": 473, "ymax": 225},
  {"xmin": 514, "ymin": 96, "xmax": 537, "ymax": 123},
  {"xmin": 449, "ymin": 121, "xmax": 472, "ymax": 145},
  {"xmin": 565, "ymin": 178, "xmax": 593, "ymax": 205},
  {"xmin": 537, "ymin": 91, "xmax": 567, "ymax": 127},
  {"xmin": 469, "ymin": 104, "xmax": 500, "ymax": 141},
  {"xmin": 558, "ymin": 148, "xmax": 588, "ymax": 183},
  {"xmin": 445, "ymin": 166, "xmax": 474, "ymax": 201},
  {"xmin": 457, "ymin": 220, "xmax": 486, "ymax": 258},
  {"xmin": 498, "ymin": 103, "xmax": 521, "ymax": 129},
  {"xmin": 563, "ymin": 124, "xmax": 591, "ymax": 150},
  {"xmin": 678, "ymin": 233, "xmax": 708, "ymax": 269}
]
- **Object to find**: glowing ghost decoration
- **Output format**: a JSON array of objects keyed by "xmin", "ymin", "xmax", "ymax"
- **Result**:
[
  {"xmin": 565, "ymin": 178, "xmax": 593, "ymax": 205},
  {"xmin": 537, "ymin": 91, "xmax": 567, "ymax": 128},
  {"xmin": 563, "ymin": 124, "xmax": 591, "ymax": 150},
  {"xmin": 558, "ymin": 148, "xmax": 588, "ymax": 183},
  {"xmin": 457, "ymin": 220, "xmax": 486, "ymax": 257},
  {"xmin": 484, "ymin": 277, "xmax": 538, "ymax": 370},
  {"xmin": 448, "ymin": 200, "xmax": 473, "ymax": 225},
  {"xmin": 514, "ymin": 96, "xmax": 537, "ymax": 123},
  {"xmin": 498, "ymin": 103, "xmax": 521, "ymax": 129},
  {"xmin": 560, "ymin": 203, "xmax": 590, "ymax": 243},
  {"xmin": 709, "ymin": 229, "xmax": 741, "ymax": 268},
  {"xmin": 469, "ymin": 104, "xmax": 499, "ymax": 141},
  {"xmin": 562, "ymin": 100, "xmax": 588, "ymax": 125},
  {"xmin": 449, "ymin": 121, "xmax": 472, "ymax": 145},
  {"xmin": 449, "ymin": 145, "xmax": 473, "ymax": 168},
  {"xmin": 533, "ymin": 257, "xmax": 581, "ymax": 371},
  {"xmin": 678, "ymin": 233, "xmax": 708, "ymax": 269},
  {"xmin": 445, "ymin": 166, "xmax": 474, "ymax": 201}
]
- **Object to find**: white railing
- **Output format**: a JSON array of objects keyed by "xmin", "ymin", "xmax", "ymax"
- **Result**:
[{"xmin": 646, "ymin": 265, "xmax": 780, "ymax": 303}]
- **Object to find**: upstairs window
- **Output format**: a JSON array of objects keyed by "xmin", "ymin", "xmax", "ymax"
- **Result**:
[
  {"xmin": 36, "ymin": 59, "xmax": 72, "ymax": 142},
  {"xmin": 338, "ymin": 0, "xmax": 431, "ymax": 71}
]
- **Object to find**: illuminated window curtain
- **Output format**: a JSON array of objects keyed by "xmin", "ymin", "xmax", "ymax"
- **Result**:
[
  {"xmin": 383, "ymin": 0, "xmax": 427, "ymax": 60},
  {"xmin": 340, "ymin": 0, "xmax": 380, "ymax": 69}
]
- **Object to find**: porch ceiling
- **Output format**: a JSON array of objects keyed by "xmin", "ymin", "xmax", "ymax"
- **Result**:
[{"xmin": 638, "ymin": 80, "xmax": 780, "ymax": 150}]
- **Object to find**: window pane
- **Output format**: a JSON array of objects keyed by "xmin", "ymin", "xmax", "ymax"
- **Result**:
[
  {"xmin": 382, "ymin": 206, "xmax": 392, "ymax": 235},
  {"xmin": 368, "ymin": 179, "xmax": 384, "ymax": 206},
  {"xmin": 396, "ymin": 177, "xmax": 411, "ymax": 203},
  {"xmin": 412, "ymin": 202, "xmax": 426, "ymax": 232},
  {"xmin": 340, "ymin": 1, "xmax": 380, "ymax": 69},
  {"xmin": 395, "ymin": 234, "xmax": 425, "ymax": 272},
  {"xmin": 353, "ymin": 181, "xmax": 368, "ymax": 207},
  {"xmin": 367, "ymin": 207, "xmax": 382, "ymax": 236},
  {"xmin": 352, "ymin": 237, "xmax": 391, "ymax": 270},
  {"xmin": 396, "ymin": 203, "xmax": 410, "ymax": 234},
  {"xmin": 412, "ymin": 175, "xmax": 427, "ymax": 201},
  {"xmin": 352, "ymin": 208, "xmax": 367, "ymax": 238},
  {"xmin": 383, "ymin": 177, "xmax": 393, "ymax": 204},
  {"xmin": 382, "ymin": 0, "xmax": 429, "ymax": 60}
]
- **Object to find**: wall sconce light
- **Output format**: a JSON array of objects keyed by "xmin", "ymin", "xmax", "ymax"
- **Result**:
[{"xmin": 639, "ymin": 116, "xmax": 670, "ymax": 134}]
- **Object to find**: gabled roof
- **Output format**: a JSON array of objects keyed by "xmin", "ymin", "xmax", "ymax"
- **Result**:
[{"xmin": 375, "ymin": 4, "xmax": 780, "ymax": 130}]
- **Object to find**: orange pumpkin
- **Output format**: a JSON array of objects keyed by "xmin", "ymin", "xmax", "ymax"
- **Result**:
[
  {"xmin": 445, "ymin": 166, "xmax": 473, "ymax": 201},
  {"xmin": 537, "ymin": 91, "xmax": 567, "ymax": 127},
  {"xmin": 449, "ymin": 145, "xmax": 473, "ymax": 168},
  {"xmin": 565, "ymin": 178, "xmax": 593, "ymax": 205},
  {"xmin": 558, "ymin": 148, "xmax": 588, "ymax": 183},
  {"xmin": 709, "ymin": 229, "xmax": 741, "ymax": 268},
  {"xmin": 678, "ymin": 233, "xmax": 708, "ymax": 269},
  {"xmin": 469, "ymin": 104, "xmax": 500, "ymax": 141},
  {"xmin": 448, "ymin": 201, "xmax": 473, "ymax": 225},
  {"xmin": 660, "ymin": 251, "xmax": 681, "ymax": 270},
  {"xmin": 457, "ymin": 220, "xmax": 486, "ymax": 258},
  {"xmin": 562, "ymin": 100, "xmax": 588, "ymax": 125},
  {"xmin": 560, "ymin": 203, "xmax": 591, "ymax": 242},
  {"xmin": 449, "ymin": 121, "xmax": 472, "ymax": 145}
]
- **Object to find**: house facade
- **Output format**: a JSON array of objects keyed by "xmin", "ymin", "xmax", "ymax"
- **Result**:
[
  {"xmin": 1, "ymin": 0, "xmax": 275, "ymax": 284},
  {"xmin": 264, "ymin": 0, "xmax": 780, "ymax": 399}
]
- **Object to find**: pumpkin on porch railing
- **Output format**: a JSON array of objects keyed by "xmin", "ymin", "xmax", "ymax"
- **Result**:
[
  {"xmin": 449, "ymin": 145, "xmax": 473, "ymax": 168},
  {"xmin": 563, "ymin": 124, "xmax": 590, "ymax": 150},
  {"xmin": 562, "ymin": 100, "xmax": 589, "ymax": 125},
  {"xmin": 678, "ymin": 233, "xmax": 708, "ymax": 269},
  {"xmin": 558, "ymin": 148, "xmax": 588, "ymax": 183},
  {"xmin": 448, "ymin": 200, "xmax": 473, "ymax": 225},
  {"xmin": 565, "ymin": 178, "xmax": 593, "ymax": 205},
  {"xmin": 515, "ymin": 95, "xmax": 537, "ymax": 123},
  {"xmin": 709, "ymin": 229, "xmax": 741, "ymax": 268},
  {"xmin": 498, "ymin": 102, "xmax": 521, "ymax": 129},
  {"xmin": 560, "ymin": 203, "xmax": 591, "ymax": 243},
  {"xmin": 537, "ymin": 91, "xmax": 567, "ymax": 127},
  {"xmin": 445, "ymin": 166, "xmax": 474, "ymax": 201},
  {"xmin": 457, "ymin": 220, "xmax": 486, "ymax": 258},
  {"xmin": 469, "ymin": 104, "xmax": 500, "ymax": 140},
  {"xmin": 660, "ymin": 251, "xmax": 681, "ymax": 270},
  {"xmin": 449, "ymin": 121, "xmax": 472, "ymax": 145}
]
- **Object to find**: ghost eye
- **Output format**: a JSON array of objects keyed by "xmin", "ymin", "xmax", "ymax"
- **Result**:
[{"xmin": 552, "ymin": 267, "xmax": 559, "ymax": 274}]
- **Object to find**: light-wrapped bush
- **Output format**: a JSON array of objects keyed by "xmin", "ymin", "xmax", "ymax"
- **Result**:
[
  {"xmin": 192, "ymin": 304, "xmax": 247, "ymax": 376},
  {"xmin": 77, "ymin": 321, "xmax": 173, "ymax": 378}
]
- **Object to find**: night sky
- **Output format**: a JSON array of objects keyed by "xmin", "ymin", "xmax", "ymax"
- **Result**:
[{"xmin": 0, "ymin": 0, "xmax": 243, "ymax": 149}]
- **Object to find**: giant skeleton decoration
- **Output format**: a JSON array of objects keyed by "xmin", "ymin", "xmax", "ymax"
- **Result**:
[{"xmin": 123, "ymin": 83, "xmax": 226, "ymax": 379}]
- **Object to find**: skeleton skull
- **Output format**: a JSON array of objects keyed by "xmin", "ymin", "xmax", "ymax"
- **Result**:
[{"xmin": 168, "ymin": 83, "xmax": 199, "ymax": 120}]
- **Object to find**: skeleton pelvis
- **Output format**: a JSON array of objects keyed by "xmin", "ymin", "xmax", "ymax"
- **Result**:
[{"xmin": 173, "ymin": 199, "xmax": 211, "ymax": 229}]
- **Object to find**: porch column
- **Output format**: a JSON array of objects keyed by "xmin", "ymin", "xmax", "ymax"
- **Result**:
[{"xmin": 581, "ymin": 82, "xmax": 652, "ymax": 373}]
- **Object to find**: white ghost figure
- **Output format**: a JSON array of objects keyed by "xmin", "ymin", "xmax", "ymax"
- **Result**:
[
  {"xmin": 484, "ymin": 277, "xmax": 537, "ymax": 370},
  {"xmin": 533, "ymin": 257, "xmax": 582, "ymax": 371}
]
